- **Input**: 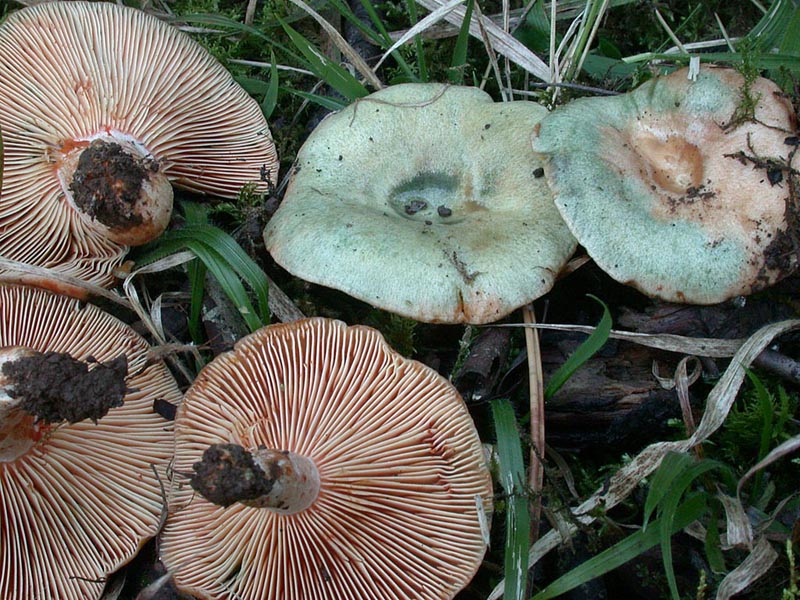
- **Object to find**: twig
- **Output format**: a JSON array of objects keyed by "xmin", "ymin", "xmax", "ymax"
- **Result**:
[
  {"xmin": 523, "ymin": 305, "xmax": 545, "ymax": 548},
  {"xmin": 266, "ymin": 275, "xmax": 306, "ymax": 323}
]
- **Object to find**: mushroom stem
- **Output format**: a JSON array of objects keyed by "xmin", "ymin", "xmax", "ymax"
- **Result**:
[
  {"xmin": 57, "ymin": 135, "xmax": 174, "ymax": 246},
  {"xmin": 0, "ymin": 346, "xmax": 129, "ymax": 462},
  {"xmin": 191, "ymin": 443, "xmax": 321, "ymax": 514}
]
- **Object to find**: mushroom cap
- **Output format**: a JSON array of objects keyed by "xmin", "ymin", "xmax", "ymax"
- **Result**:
[
  {"xmin": 0, "ymin": 284, "xmax": 182, "ymax": 600},
  {"xmin": 532, "ymin": 66, "xmax": 799, "ymax": 304},
  {"xmin": 160, "ymin": 317, "xmax": 493, "ymax": 600},
  {"xmin": 0, "ymin": 1, "xmax": 279, "ymax": 286},
  {"xmin": 264, "ymin": 83, "xmax": 576, "ymax": 324}
]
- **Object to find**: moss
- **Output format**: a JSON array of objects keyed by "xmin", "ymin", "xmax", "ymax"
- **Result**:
[
  {"xmin": 364, "ymin": 311, "xmax": 417, "ymax": 357},
  {"xmin": 726, "ymin": 39, "xmax": 763, "ymax": 129},
  {"xmin": 715, "ymin": 374, "xmax": 799, "ymax": 499},
  {"xmin": 171, "ymin": 0, "xmax": 244, "ymax": 17}
]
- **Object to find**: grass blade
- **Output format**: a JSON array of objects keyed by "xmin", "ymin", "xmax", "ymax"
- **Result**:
[
  {"xmin": 182, "ymin": 241, "xmax": 263, "ymax": 332},
  {"xmin": 286, "ymin": 88, "xmax": 349, "ymax": 111},
  {"xmin": 778, "ymin": 7, "xmax": 800, "ymax": 55},
  {"xmin": 325, "ymin": 0, "xmax": 388, "ymax": 45},
  {"xmin": 657, "ymin": 459, "xmax": 727, "ymax": 599},
  {"xmin": 515, "ymin": 0, "xmax": 553, "ymax": 54},
  {"xmin": 492, "ymin": 399, "xmax": 530, "ymax": 600},
  {"xmin": 544, "ymin": 295, "xmax": 612, "ymax": 399},
  {"xmin": 745, "ymin": 0, "xmax": 799, "ymax": 53},
  {"xmin": 139, "ymin": 235, "xmax": 264, "ymax": 332},
  {"xmin": 279, "ymin": 20, "xmax": 369, "ymax": 100},
  {"xmin": 161, "ymin": 225, "xmax": 270, "ymax": 327},
  {"xmin": 623, "ymin": 51, "xmax": 800, "ymax": 74},
  {"xmin": 164, "ymin": 225, "xmax": 269, "ymax": 324},
  {"xmin": 355, "ymin": 0, "xmax": 401, "ymax": 44},
  {"xmin": 287, "ymin": 0, "xmax": 383, "ymax": 89},
  {"xmin": 135, "ymin": 204, "xmax": 271, "ymax": 332},
  {"xmin": 168, "ymin": 202, "xmax": 270, "ymax": 324},
  {"xmin": 704, "ymin": 503, "xmax": 726, "ymax": 574},
  {"xmin": 177, "ymin": 13, "xmax": 308, "ymax": 64},
  {"xmin": 744, "ymin": 370, "xmax": 776, "ymax": 498},
  {"xmin": 375, "ymin": 0, "xmax": 465, "ymax": 71},
  {"xmin": 263, "ymin": 54, "xmax": 280, "ymax": 119},
  {"xmin": 415, "ymin": 0, "xmax": 551, "ymax": 80},
  {"xmin": 642, "ymin": 451, "xmax": 693, "ymax": 530},
  {"xmin": 737, "ymin": 433, "xmax": 800, "ymax": 498},
  {"xmin": 532, "ymin": 494, "xmax": 708, "ymax": 600},
  {"xmin": 187, "ymin": 258, "xmax": 206, "ymax": 344},
  {"xmin": 348, "ymin": 0, "xmax": 418, "ymax": 79},
  {"xmin": 405, "ymin": 0, "xmax": 429, "ymax": 80},
  {"xmin": 448, "ymin": 0, "xmax": 474, "ymax": 83}
]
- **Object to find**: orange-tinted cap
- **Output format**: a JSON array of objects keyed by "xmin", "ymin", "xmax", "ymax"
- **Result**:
[
  {"xmin": 0, "ymin": 1, "xmax": 279, "ymax": 286},
  {"xmin": 0, "ymin": 284, "xmax": 182, "ymax": 599},
  {"xmin": 533, "ymin": 66, "xmax": 798, "ymax": 304},
  {"xmin": 161, "ymin": 317, "xmax": 492, "ymax": 600}
]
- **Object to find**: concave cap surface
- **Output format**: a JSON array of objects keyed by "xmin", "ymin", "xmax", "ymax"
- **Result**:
[
  {"xmin": 265, "ymin": 84, "xmax": 576, "ymax": 324},
  {"xmin": 532, "ymin": 66, "xmax": 799, "ymax": 304},
  {"xmin": 0, "ymin": 284, "xmax": 182, "ymax": 600},
  {"xmin": 161, "ymin": 317, "xmax": 493, "ymax": 600},
  {"xmin": 0, "ymin": 1, "xmax": 279, "ymax": 286}
]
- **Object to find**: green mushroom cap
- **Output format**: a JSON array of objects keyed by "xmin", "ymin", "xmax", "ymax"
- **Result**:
[
  {"xmin": 265, "ymin": 84, "xmax": 576, "ymax": 324},
  {"xmin": 532, "ymin": 66, "xmax": 798, "ymax": 304}
]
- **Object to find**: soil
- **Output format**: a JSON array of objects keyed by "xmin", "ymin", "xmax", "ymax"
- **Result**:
[
  {"xmin": 3, "ymin": 351, "xmax": 128, "ymax": 424},
  {"xmin": 69, "ymin": 140, "xmax": 158, "ymax": 228},
  {"xmin": 190, "ymin": 443, "xmax": 275, "ymax": 507}
]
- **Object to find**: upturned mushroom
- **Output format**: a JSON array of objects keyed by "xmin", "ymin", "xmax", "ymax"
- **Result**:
[
  {"xmin": 264, "ymin": 83, "xmax": 576, "ymax": 324},
  {"xmin": 160, "ymin": 317, "xmax": 492, "ymax": 600},
  {"xmin": 0, "ymin": 1, "xmax": 279, "ymax": 286},
  {"xmin": 0, "ymin": 284, "xmax": 183, "ymax": 599},
  {"xmin": 531, "ymin": 66, "xmax": 799, "ymax": 304}
]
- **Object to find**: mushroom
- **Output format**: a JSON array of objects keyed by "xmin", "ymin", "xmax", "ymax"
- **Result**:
[
  {"xmin": 531, "ymin": 66, "xmax": 799, "ymax": 304},
  {"xmin": 0, "ymin": 1, "xmax": 279, "ymax": 286},
  {"xmin": 160, "ymin": 317, "xmax": 493, "ymax": 600},
  {"xmin": 0, "ymin": 283, "xmax": 183, "ymax": 599},
  {"xmin": 264, "ymin": 83, "xmax": 576, "ymax": 324}
]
